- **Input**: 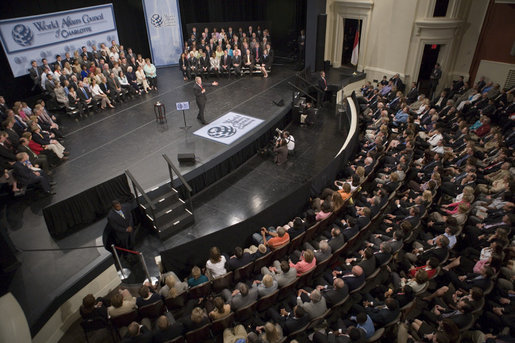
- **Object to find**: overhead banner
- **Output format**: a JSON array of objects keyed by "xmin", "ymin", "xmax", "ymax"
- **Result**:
[
  {"xmin": 142, "ymin": 0, "xmax": 183, "ymax": 67},
  {"xmin": 194, "ymin": 112, "xmax": 264, "ymax": 145},
  {"xmin": 0, "ymin": 4, "xmax": 119, "ymax": 77}
]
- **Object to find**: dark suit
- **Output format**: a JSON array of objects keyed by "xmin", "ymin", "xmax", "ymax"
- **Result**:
[
  {"xmin": 0, "ymin": 143, "xmax": 16, "ymax": 169},
  {"xmin": 417, "ymin": 246, "xmax": 448, "ymax": 264},
  {"xmin": 121, "ymin": 325, "xmax": 153, "ymax": 343},
  {"xmin": 232, "ymin": 55, "xmax": 242, "ymax": 76},
  {"xmin": 17, "ymin": 145, "xmax": 49, "ymax": 172},
  {"xmin": 194, "ymin": 82, "xmax": 208, "ymax": 123},
  {"xmin": 313, "ymin": 330, "xmax": 366, "ymax": 343},
  {"xmin": 367, "ymin": 306, "xmax": 399, "ymax": 327},
  {"xmin": 13, "ymin": 161, "xmax": 51, "ymax": 192},
  {"xmin": 342, "ymin": 225, "xmax": 359, "ymax": 241},
  {"xmin": 267, "ymin": 309, "xmax": 310, "ymax": 336},
  {"xmin": 328, "ymin": 234, "xmax": 345, "ymax": 252},
  {"xmin": 357, "ymin": 216, "xmax": 370, "ymax": 229},
  {"xmin": 321, "ymin": 283, "xmax": 349, "ymax": 308},
  {"xmin": 373, "ymin": 251, "xmax": 391, "ymax": 266},
  {"xmin": 68, "ymin": 92, "xmax": 85, "ymax": 115},
  {"xmin": 318, "ymin": 75, "xmax": 330, "ymax": 105},
  {"xmin": 5, "ymin": 128, "xmax": 20, "ymax": 150},
  {"xmin": 221, "ymin": 55, "xmax": 232, "ymax": 77},
  {"xmin": 187, "ymin": 56, "xmax": 198, "ymax": 77},
  {"xmin": 77, "ymin": 87, "xmax": 97, "ymax": 109},
  {"xmin": 358, "ymin": 257, "xmax": 376, "ymax": 277},
  {"xmin": 179, "ymin": 57, "xmax": 189, "ymax": 78},
  {"xmin": 406, "ymin": 87, "xmax": 418, "ymax": 104},
  {"xmin": 448, "ymin": 271, "xmax": 491, "ymax": 291},
  {"xmin": 107, "ymin": 76, "xmax": 125, "ymax": 101},
  {"xmin": 45, "ymin": 79, "xmax": 56, "ymax": 95},
  {"xmin": 81, "ymin": 51, "xmax": 93, "ymax": 61},
  {"xmin": 242, "ymin": 53, "xmax": 255, "ymax": 72},
  {"xmin": 28, "ymin": 66, "xmax": 41, "ymax": 89},
  {"xmin": 227, "ymin": 252, "xmax": 254, "ymax": 270},
  {"xmin": 198, "ymin": 56, "xmax": 210, "ymax": 78},
  {"xmin": 252, "ymin": 46, "xmax": 263, "ymax": 63},
  {"xmin": 107, "ymin": 204, "xmax": 134, "ymax": 249},
  {"xmin": 341, "ymin": 273, "xmax": 365, "ymax": 291},
  {"xmin": 152, "ymin": 322, "xmax": 184, "ymax": 343}
]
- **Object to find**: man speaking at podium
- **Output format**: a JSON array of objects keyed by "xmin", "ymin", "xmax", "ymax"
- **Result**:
[{"xmin": 194, "ymin": 76, "xmax": 218, "ymax": 125}]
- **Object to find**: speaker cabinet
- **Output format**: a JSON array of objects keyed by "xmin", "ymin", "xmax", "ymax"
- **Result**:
[
  {"xmin": 177, "ymin": 153, "xmax": 196, "ymax": 164},
  {"xmin": 315, "ymin": 14, "xmax": 327, "ymax": 71}
]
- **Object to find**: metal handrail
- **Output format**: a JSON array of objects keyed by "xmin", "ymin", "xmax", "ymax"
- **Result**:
[
  {"xmin": 288, "ymin": 82, "xmax": 317, "ymax": 103},
  {"xmin": 294, "ymin": 73, "xmax": 325, "ymax": 94},
  {"xmin": 125, "ymin": 170, "xmax": 156, "ymax": 210},
  {"xmin": 162, "ymin": 154, "xmax": 194, "ymax": 212}
]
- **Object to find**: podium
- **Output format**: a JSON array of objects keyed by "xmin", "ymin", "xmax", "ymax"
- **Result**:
[{"xmin": 176, "ymin": 101, "xmax": 191, "ymax": 131}]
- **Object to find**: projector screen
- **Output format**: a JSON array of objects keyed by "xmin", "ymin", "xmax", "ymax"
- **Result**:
[{"xmin": 0, "ymin": 4, "xmax": 119, "ymax": 77}]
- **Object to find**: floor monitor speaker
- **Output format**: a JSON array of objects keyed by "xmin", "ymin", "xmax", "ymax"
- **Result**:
[{"xmin": 178, "ymin": 153, "xmax": 196, "ymax": 164}]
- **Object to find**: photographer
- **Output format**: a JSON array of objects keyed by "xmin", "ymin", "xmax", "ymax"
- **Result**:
[
  {"xmin": 273, "ymin": 138, "xmax": 288, "ymax": 165},
  {"xmin": 282, "ymin": 131, "xmax": 295, "ymax": 155}
]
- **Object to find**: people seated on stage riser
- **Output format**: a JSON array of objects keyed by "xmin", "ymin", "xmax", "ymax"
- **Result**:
[
  {"xmin": 25, "ymin": 40, "xmax": 158, "ymax": 120},
  {"xmin": 181, "ymin": 25, "xmax": 274, "ymax": 79}
]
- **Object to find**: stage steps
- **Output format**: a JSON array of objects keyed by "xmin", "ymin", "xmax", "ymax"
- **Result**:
[{"xmin": 139, "ymin": 185, "xmax": 194, "ymax": 240}]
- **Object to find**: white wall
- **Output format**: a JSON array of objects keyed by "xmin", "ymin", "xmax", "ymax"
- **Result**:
[
  {"xmin": 32, "ymin": 264, "xmax": 120, "ymax": 343},
  {"xmin": 325, "ymin": 0, "xmax": 489, "ymax": 89},
  {"xmin": 476, "ymin": 60, "xmax": 515, "ymax": 86},
  {"xmin": 450, "ymin": 0, "xmax": 489, "ymax": 80},
  {"xmin": 362, "ymin": 0, "xmax": 417, "ymax": 81}
]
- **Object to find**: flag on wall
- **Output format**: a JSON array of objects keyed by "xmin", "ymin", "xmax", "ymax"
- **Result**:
[{"xmin": 350, "ymin": 29, "xmax": 359, "ymax": 66}]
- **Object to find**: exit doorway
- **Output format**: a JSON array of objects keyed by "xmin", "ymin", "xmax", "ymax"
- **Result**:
[{"xmin": 417, "ymin": 44, "xmax": 441, "ymax": 98}]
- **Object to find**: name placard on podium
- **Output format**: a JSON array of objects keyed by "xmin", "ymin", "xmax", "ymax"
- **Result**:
[{"xmin": 176, "ymin": 102, "xmax": 189, "ymax": 111}]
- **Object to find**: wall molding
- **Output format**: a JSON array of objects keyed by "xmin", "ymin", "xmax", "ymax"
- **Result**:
[{"xmin": 363, "ymin": 66, "xmax": 407, "ymax": 79}]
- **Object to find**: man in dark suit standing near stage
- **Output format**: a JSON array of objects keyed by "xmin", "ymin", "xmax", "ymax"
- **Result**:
[
  {"xmin": 28, "ymin": 60, "xmax": 41, "ymax": 91},
  {"xmin": 318, "ymin": 71, "xmax": 329, "ymax": 106},
  {"xmin": 194, "ymin": 76, "xmax": 218, "ymax": 125},
  {"xmin": 107, "ymin": 200, "xmax": 134, "ymax": 250}
]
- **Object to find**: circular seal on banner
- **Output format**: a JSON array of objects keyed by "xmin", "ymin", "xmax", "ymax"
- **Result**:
[
  {"xmin": 12, "ymin": 24, "xmax": 33, "ymax": 47},
  {"xmin": 207, "ymin": 126, "xmax": 237, "ymax": 138},
  {"xmin": 151, "ymin": 14, "xmax": 163, "ymax": 27}
]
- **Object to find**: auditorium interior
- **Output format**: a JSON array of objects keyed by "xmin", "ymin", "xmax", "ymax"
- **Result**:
[{"xmin": 0, "ymin": 0, "xmax": 514, "ymax": 342}]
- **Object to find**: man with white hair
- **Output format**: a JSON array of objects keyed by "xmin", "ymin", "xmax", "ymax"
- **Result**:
[
  {"xmin": 296, "ymin": 288, "xmax": 327, "ymax": 319},
  {"xmin": 193, "ymin": 76, "xmax": 218, "ymax": 125}
]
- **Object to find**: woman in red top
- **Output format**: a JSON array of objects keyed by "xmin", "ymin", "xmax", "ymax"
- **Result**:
[
  {"xmin": 409, "ymin": 257, "xmax": 439, "ymax": 279},
  {"xmin": 22, "ymin": 132, "xmax": 60, "ymax": 166}
]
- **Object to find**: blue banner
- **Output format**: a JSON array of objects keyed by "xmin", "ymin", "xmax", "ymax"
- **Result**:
[
  {"xmin": 0, "ymin": 4, "xmax": 119, "ymax": 77},
  {"xmin": 142, "ymin": 0, "xmax": 183, "ymax": 67}
]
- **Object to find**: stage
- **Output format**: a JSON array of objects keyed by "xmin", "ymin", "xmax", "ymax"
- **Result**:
[{"xmin": 1, "ymin": 65, "xmax": 362, "ymax": 336}]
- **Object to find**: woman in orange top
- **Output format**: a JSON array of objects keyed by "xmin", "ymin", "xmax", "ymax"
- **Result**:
[{"xmin": 337, "ymin": 182, "xmax": 352, "ymax": 201}]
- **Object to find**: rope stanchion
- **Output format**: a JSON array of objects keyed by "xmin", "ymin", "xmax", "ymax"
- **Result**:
[
  {"xmin": 112, "ymin": 246, "xmax": 154, "ymax": 283},
  {"xmin": 111, "ymin": 244, "xmax": 131, "ymax": 280},
  {"xmin": 112, "ymin": 244, "xmax": 151, "ymax": 282},
  {"xmin": 113, "ymin": 246, "xmax": 140, "ymax": 254}
]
